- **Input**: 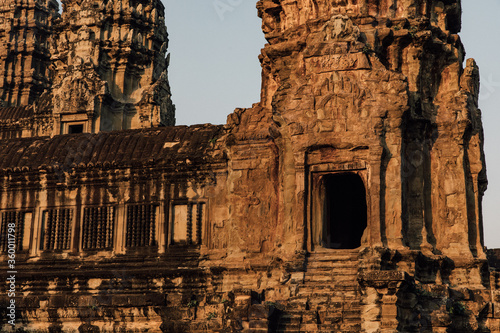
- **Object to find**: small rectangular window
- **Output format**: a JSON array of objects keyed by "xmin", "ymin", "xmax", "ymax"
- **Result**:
[
  {"xmin": 125, "ymin": 204, "xmax": 157, "ymax": 248},
  {"xmin": 82, "ymin": 207, "xmax": 115, "ymax": 250},
  {"xmin": 40, "ymin": 209, "xmax": 73, "ymax": 251},
  {"xmin": 68, "ymin": 124, "xmax": 84, "ymax": 134},
  {"xmin": 0, "ymin": 212, "xmax": 26, "ymax": 252}
]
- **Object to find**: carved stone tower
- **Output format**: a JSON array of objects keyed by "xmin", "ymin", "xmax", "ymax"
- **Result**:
[
  {"xmin": 254, "ymin": 0, "xmax": 487, "ymax": 260},
  {"xmin": 0, "ymin": 0, "xmax": 59, "ymax": 106},
  {"xmin": 45, "ymin": 0, "xmax": 175, "ymax": 135},
  {"xmin": 0, "ymin": 1, "xmax": 498, "ymax": 332}
]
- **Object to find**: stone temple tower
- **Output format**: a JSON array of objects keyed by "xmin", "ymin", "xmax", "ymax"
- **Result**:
[
  {"xmin": 0, "ymin": 0, "xmax": 59, "ymax": 106},
  {"xmin": 0, "ymin": 0, "xmax": 498, "ymax": 332},
  {"xmin": 41, "ymin": 0, "xmax": 175, "ymax": 135},
  {"xmin": 252, "ymin": 0, "xmax": 487, "ymax": 260}
]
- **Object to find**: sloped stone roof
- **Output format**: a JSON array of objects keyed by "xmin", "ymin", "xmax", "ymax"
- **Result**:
[
  {"xmin": 0, "ymin": 124, "xmax": 224, "ymax": 173},
  {"xmin": 0, "ymin": 106, "xmax": 33, "ymax": 122}
]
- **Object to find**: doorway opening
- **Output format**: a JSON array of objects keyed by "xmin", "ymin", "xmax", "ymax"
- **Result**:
[
  {"xmin": 68, "ymin": 124, "xmax": 84, "ymax": 134},
  {"xmin": 321, "ymin": 173, "xmax": 367, "ymax": 249}
]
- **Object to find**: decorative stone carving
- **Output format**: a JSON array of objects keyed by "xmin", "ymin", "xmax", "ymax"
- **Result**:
[
  {"xmin": 0, "ymin": 0, "xmax": 175, "ymax": 135},
  {"xmin": 323, "ymin": 15, "xmax": 360, "ymax": 42},
  {"xmin": 0, "ymin": 0, "xmax": 499, "ymax": 332},
  {"xmin": 45, "ymin": 0, "xmax": 175, "ymax": 135},
  {"xmin": 255, "ymin": 0, "xmax": 487, "ymax": 259},
  {"xmin": 0, "ymin": 0, "xmax": 59, "ymax": 106}
]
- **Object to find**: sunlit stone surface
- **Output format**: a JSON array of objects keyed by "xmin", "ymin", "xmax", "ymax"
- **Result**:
[{"xmin": 0, "ymin": 0, "xmax": 499, "ymax": 332}]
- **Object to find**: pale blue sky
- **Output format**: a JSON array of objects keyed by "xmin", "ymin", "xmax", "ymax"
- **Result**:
[{"xmin": 164, "ymin": 0, "xmax": 500, "ymax": 248}]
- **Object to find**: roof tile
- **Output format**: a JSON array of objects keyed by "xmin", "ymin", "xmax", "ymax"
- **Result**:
[
  {"xmin": 0, "ymin": 125, "xmax": 224, "ymax": 173},
  {"xmin": 0, "ymin": 106, "xmax": 33, "ymax": 121}
]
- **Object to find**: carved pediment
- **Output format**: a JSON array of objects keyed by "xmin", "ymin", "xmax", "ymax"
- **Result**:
[
  {"xmin": 322, "ymin": 15, "xmax": 360, "ymax": 42},
  {"xmin": 53, "ymin": 72, "xmax": 107, "ymax": 114},
  {"xmin": 304, "ymin": 15, "xmax": 362, "ymax": 58}
]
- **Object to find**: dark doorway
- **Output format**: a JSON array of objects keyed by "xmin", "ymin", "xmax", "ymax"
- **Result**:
[
  {"xmin": 68, "ymin": 124, "xmax": 84, "ymax": 134},
  {"xmin": 322, "ymin": 173, "xmax": 367, "ymax": 249}
]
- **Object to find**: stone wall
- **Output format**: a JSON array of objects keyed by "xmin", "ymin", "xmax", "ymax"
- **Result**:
[
  {"xmin": 0, "ymin": 105, "xmax": 33, "ymax": 139},
  {"xmin": 0, "ymin": 0, "xmax": 499, "ymax": 332},
  {"xmin": 0, "ymin": 125, "xmax": 224, "ymax": 256}
]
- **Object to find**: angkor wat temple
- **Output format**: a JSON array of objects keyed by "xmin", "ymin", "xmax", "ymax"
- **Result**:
[{"xmin": 0, "ymin": 0, "xmax": 499, "ymax": 332}]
